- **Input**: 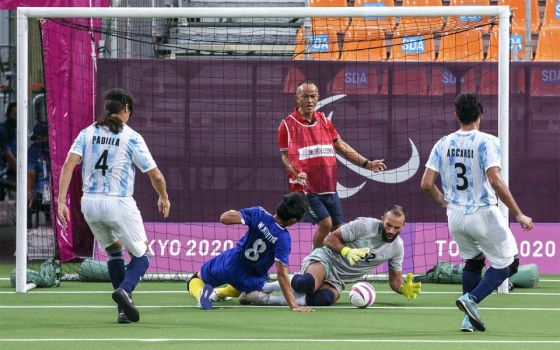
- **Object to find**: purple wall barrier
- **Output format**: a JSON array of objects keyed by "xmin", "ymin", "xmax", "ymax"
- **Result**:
[
  {"xmin": 85, "ymin": 59, "xmax": 560, "ymax": 274},
  {"xmin": 94, "ymin": 222, "xmax": 560, "ymax": 274}
]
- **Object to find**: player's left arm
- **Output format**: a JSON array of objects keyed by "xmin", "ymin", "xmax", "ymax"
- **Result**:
[
  {"xmin": 333, "ymin": 139, "xmax": 386, "ymax": 172},
  {"xmin": 420, "ymin": 167, "xmax": 446, "ymax": 208},
  {"xmin": 487, "ymin": 166, "xmax": 534, "ymax": 230}
]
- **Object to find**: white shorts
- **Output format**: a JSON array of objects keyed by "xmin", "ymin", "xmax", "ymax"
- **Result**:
[
  {"xmin": 447, "ymin": 205, "xmax": 518, "ymax": 269},
  {"xmin": 81, "ymin": 193, "xmax": 148, "ymax": 258}
]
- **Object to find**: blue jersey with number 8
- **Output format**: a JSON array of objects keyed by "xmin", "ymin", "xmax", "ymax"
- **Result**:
[
  {"xmin": 426, "ymin": 129, "xmax": 501, "ymax": 214},
  {"xmin": 234, "ymin": 206, "xmax": 291, "ymax": 275},
  {"xmin": 69, "ymin": 123, "xmax": 156, "ymax": 197}
]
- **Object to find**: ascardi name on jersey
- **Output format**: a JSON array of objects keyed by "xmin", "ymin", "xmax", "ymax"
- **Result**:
[
  {"xmin": 92, "ymin": 135, "xmax": 120, "ymax": 146},
  {"xmin": 447, "ymin": 148, "xmax": 474, "ymax": 158},
  {"xmin": 258, "ymin": 222, "xmax": 278, "ymax": 244}
]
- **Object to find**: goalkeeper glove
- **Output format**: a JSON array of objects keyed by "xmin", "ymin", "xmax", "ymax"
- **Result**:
[
  {"xmin": 399, "ymin": 273, "xmax": 421, "ymax": 301},
  {"xmin": 340, "ymin": 247, "xmax": 370, "ymax": 265}
]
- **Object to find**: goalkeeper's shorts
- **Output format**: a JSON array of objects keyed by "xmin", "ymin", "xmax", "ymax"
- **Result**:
[{"xmin": 300, "ymin": 248, "xmax": 345, "ymax": 294}]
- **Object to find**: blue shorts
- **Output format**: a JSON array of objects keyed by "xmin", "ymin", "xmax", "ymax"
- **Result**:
[
  {"xmin": 305, "ymin": 193, "xmax": 345, "ymax": 226},
  {"xmin": 200, "ymin": 249, "xmax": 268, "ymax": 292}
]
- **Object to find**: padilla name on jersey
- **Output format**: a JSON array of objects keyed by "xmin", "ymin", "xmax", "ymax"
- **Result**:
[
  {"xmin": 325, "ymin": 217, "xmax": 404, "ymax": 282},
  {"xmin": 233, "ymin": 206, "xmax": 291, "ymax": 276},
  {"xmin": 69, "ymin": 124, "xmax": 156, "ymax": 197},
  {"xmin": 279, "ymin": 110, "xmax": 339, "ymax": 194},
  {"xmin": 426, "ymin": 129, "xmax": 500, "ymax": 214}
]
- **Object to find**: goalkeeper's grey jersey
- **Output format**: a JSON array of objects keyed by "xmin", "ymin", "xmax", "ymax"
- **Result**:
[{"xmin": 324, "ymin": 217, "xmax": 404, "ymax": 282}]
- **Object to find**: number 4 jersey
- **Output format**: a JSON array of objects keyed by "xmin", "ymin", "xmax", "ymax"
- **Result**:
[
  {"xmin": 69, "ymin": 123, "xmax": 156, "ymax": 197},
  {"xmin": 425, "ymin": 129, "xmax": 501, "ymax": 214}
]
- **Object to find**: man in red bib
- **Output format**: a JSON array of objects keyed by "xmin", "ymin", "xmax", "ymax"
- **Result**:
[{"xmin": 277, "ymin": 81, "xmax": 386, "ymax": 249}]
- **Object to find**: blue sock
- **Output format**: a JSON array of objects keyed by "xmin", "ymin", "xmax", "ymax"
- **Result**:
[
  {"xmin": 120, "ymin": 254, "xmax": 150, "ymax": 294},
  {"xmin": 291, "ymin": 273, "xmax": 315, "ymax": 294},
  {"xmin": 470, "ymin": 267, "xmax": 509, "ymax": 303},
  {"xmin": 106, "ymin": 247, "xmax": 126, "ymax": 290},
  {"xmin": 106, "ymin": 247, "xmax": 126, "ymax": 313},
  {"xmin": 462, "ymin": 270, "xmax": 482, "ymax": 295},
  {"xmin": 306, "ymin": 288, "xmax": 335, "ymax": 306}
]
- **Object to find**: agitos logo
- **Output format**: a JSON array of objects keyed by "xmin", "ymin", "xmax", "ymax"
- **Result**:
[{"xmin": 317, "ymin": 94, "xmax": 420, "ymax": 199}]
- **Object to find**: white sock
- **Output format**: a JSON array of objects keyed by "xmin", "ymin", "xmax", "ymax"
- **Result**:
[
  {"xmin": 295, "ymin": 293, "xmax": 307, "ymax": 306},
  {"xmin": 267, "ymin": 292, "xmax": 307, "ymax": 306},
  {"xmin": 267, "ymin": 295, "xmax": 288, "ymax": 306},
  {"xmin": 262, "ymin": 281, "xmax": 282, "ymax": 293}
]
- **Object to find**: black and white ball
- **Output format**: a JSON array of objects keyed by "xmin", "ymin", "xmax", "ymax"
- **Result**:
[{"xmin": 348, "ymin": 282, "xmax": 376, "ymax": 308}]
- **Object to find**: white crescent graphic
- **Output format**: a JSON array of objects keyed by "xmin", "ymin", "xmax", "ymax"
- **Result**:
[
  {"xmin": 316, "ymin": 94, "xmax": 347, "ymax": 110},
  {"xmin": 315, "ymin": 94, "xmax": 420, "ymax": 198},
  {"xmin": 337, "ymin": 138, "xmax": 420, "ymax": 183},
  {"xmin": 337, "ymin": 181, "xmax": 367, "ymax": 198}
]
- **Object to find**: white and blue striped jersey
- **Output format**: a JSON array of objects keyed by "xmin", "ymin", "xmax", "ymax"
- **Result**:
[
  {"xmin": 426, "ymin": 130, "xmax": 501, "ymax": 214},
  {"xmin": 69, "ymin": 123, "xmax": 156, "ymax": 197}
]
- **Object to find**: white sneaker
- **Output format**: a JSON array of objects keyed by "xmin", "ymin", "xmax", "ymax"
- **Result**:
[
  {"xmin": 209, "ymin": 289, "xmax": 231, "ymax": 302},
  {"xmin": 239, "ymin": 290, "xmax": 270, "ymax": 305}
]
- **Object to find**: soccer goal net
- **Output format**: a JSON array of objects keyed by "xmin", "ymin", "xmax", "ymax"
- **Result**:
[{"xmin": 15, "ymin": 4, "xmax": 511, "ymax": 292}]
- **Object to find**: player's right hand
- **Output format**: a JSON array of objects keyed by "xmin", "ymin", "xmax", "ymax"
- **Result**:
[
  {"xmin": 57, "ymin": 203, "xmax": 70, "ymax": 228},
  {"xmin": 516, "ymin": 214, "xmax": 534, "ymax": 231},
  {"xmin": 296, "ymin": 171, "xmax": 307, "ymax": 185},
  {"xmin": 341, "ymin": 247, "xmax": 370, "ymax": 265},
  {"xmin": 291, "ymin": 305, "xmax": 314, "ymax": 312}
]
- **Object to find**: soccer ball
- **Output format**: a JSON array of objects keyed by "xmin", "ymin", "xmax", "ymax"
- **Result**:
[{"xmin": 348, "ymin": 282, "xmax": 376, "ymax": 308}]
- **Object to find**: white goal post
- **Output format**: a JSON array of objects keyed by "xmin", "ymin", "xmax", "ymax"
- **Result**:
[{"xmin": 15, "ymin": 5, "xmax": 511, "ymax": 293}]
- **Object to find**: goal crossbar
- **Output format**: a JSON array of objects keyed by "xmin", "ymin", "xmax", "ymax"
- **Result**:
[
  {"xmin": 16, "ymin": 6, "xmax": 511, "ymax": 293},
  {"xmin": 18, "ymin": 6, "xmax": 510, "ymax": 18}
]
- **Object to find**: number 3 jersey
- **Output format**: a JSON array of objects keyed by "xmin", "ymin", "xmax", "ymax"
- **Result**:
[
  {"xmin": 425, "ymin": 129, "xmax": 501, "ymax": 214},
  {"xmin": 233, "ymin": 206, "xmax": 291, "ymax": 277},
  {"xmin": 69, "ymin": 124, "xmax": 156, "ymax": 197}
]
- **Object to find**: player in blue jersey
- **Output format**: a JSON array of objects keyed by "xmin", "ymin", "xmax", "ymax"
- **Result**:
[
  {"xmin": 421, "ymin": 93, "xmax": 533, "ymax": 332},
  {"xmin": 187, "ymin": 192, "xmax": 313, "ymax": 312},
  {"xmin": 57, "ymin": 88, "xmax": 170, "ymax": 324}
]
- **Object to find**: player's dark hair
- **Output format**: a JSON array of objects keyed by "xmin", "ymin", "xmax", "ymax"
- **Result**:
[
  {"xmin": 455, "ymin": 93, "xmax": 483, "ymax": 125},
  {"xmin": 96, "ymin": 88, "xmax": 134, "ymax": 134},
  {"xmin": 385, "ymin": 204, "xmax": 407, "ymax": 221},
  {"xmin": 276, "ymin": 192, "xmax": 309, "ymax": 223}
]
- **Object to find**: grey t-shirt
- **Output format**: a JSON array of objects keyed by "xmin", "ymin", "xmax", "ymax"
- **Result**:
[{"xmin": 313, "ymin": 217, "xmax": 404, "ymax": 283}]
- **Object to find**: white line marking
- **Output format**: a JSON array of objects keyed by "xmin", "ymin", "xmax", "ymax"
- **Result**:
[
  {"xmin": 1, "ymin": 290, "xmax": 558, "ymax": 296},
  {"xmin": 0, "ymin": 338, "xmax": 559, "ymax": 344},
  {"xmin": 0, "ymin": 305, "xmax": 558, "ymax": 311}
]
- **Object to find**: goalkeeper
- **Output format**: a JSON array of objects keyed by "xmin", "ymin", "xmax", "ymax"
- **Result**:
[{"xmin": 238, "ymin": 205, "xmax": 421, "ymax": 307}]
